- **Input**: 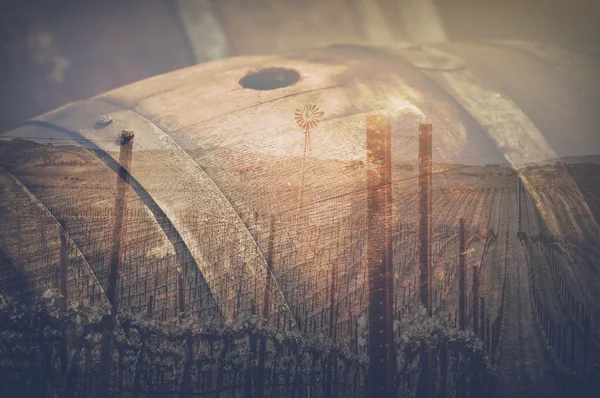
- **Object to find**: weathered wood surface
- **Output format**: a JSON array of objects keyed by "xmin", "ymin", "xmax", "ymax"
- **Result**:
[
  {"xmin": 1, "ymin": 42, "xmax": 600, "ymax": 398},
  {"xmin": 1, "ymin": 41, "xmax": 599, "ymax": 312},
  {"xmin": 0, "ymin": 0, "xmax": 418, "ymax": 132},
  {"xmin": 1, "ymin": 42, "xmax": 599, "ymax": 258}
]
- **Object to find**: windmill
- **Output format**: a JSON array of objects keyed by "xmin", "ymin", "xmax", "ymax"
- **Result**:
[{"xmin": 294, "ymin": 105, "xmax": 324, "ymax": 210}]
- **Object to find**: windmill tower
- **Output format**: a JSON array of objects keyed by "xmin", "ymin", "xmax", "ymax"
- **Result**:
[{"xmin": 294, "ymin": 105, "xmax": 324, "ymax": 210}]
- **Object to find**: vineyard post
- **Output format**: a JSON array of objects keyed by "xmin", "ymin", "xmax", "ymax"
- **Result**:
[
  {"xmin": 472, "ymin": 266, "xmax": 479, "ymax": 335},
  {"xmin": 440, "ymin": 340, "xmax": 448, "ymax": 398},
  {"xmin": 517, "ymin": 176, "xmax": 522, "ymax": 233},
  {"xmin": 584, "ymin": 315, "xmax": 589, "ymax": 385},
  {"xmin": 98, "ymin": 129, "xmax": 134, "ymax": 398},
  {"xmin": 557, "ymin": 325, "xmax": 562, "ymax": 364},
  {"xmin": 366, "ymin": 114, "xmax": 394, "ymax": 398},
  {"xmin": 416, "ymin": 123, "xmax": 433, "ymax": 398},
  {"xmin": 58, "ymin": 218, "xmax": 69, "ymax": 382},
  {"xmin": 418, "ymin": 123, "xmax": 432, "ymax": 315},
  {"xmin": 326, "ymin": 261, "xmax": 337, "ymax": 398},
  {"xmin": 385, "ymin": 115, "xmax": 395, "ymax": 396},
  {"xmin": 480, "ymin": 297, "xmax": 486, "ymax": 348},
  {"xmin": 562, "ymin": 324, "xmax": 567, "ymax": 365},
  {"xmin": 492, "ymin": 319, "xmax": 497, "ymax": 355},
  {"xmin": 179, "ymin": 269, "xmax": 193, "ymax": 397},
  {"xmin": 17, "ymin": 215, "xmax": 21, "ymax": 257},
  {"xmin": 178, "ymin": 272, "xmax": 185, "ymax": 316},
  {"xmin": 459, "ymin": 219, "xmax": 466, "ymax": 330},
  {"xmin": 106, "ymin": 130, "xmax": 134, "ymax": 311},
  {"xmin": 486, "ymin": 317, "xmax": 491, "ymax": 352},
  {"xmin": 247, "ymin": 300, "xmax": 257, "ymax": 398},
  {"xmin": 147, "ymin": 295, "xmax": 153, "ymax": 318},
  {"xmin": 256, "ymin": 216, "xmax": 275, "ymax": 398},
  {"xmin": 59, "ymin": 219, "xmax": 68, "ymax": 311},
  {"xmin": 455, "ymin": 220, "xmax": 468, "ymax": 398},
  {"xmin": 570, "ymin": 322, "xmax": 575, "ymax": 369}
]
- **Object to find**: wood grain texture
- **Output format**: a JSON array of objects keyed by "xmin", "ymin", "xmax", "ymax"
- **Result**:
[{"xmin": 2, "ymin": 42, "xmax": 600, "ymax": 325}]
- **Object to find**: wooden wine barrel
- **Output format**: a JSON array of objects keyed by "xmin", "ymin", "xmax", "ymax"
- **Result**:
[
  {"xmin": 0, "ymin": 0, "xmax": 428, "ymax": 133},
  {"xmin": 0, "ymin": 41, "xmax": 599, "ymax": 323}
]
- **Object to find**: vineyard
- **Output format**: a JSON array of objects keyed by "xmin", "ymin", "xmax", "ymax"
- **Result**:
[{"xmin": 1, "ymin": 135, "xmax": 600, "ymax": 397}]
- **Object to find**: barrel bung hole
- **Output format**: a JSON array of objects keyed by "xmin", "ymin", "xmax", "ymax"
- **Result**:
[{"xmin": 239, "ymin": 67, "xmax": 300, "ymax": 90}]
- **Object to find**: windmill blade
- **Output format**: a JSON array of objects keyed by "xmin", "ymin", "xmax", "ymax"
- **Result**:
[{"xmin": 294, "ymin": 105, "xmax": 324, "ymax": 211}]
